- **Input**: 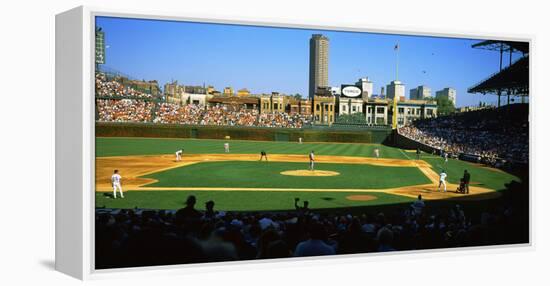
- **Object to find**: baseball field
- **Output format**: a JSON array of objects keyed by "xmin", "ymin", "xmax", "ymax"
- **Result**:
[{"xmin": 95, "ymin": 137, "xmax": 520, "ymax": 211}]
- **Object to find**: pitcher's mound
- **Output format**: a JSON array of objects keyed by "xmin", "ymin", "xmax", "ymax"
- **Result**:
[
  {"xmin": 346, "ymin": 195, "xmax": 377, "ymax": 201},
  {"xmin": 280, "ymin": 170, "xmax": 340, "ymax": 177}
]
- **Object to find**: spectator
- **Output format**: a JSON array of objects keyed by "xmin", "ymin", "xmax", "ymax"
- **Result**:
[
  {"xmin": 411, "ymin": 194, "xmax": 425, "ymax": 216},
  {"xmin": 204, "ymin": 200, "xmax": 217, "ymax": 220},
  {"xmin": 294, "ymin": 198, "xmax": 310, "ymax": 216},
  {"xmin": 176, "ymin": 195, "xmax": 202, "ymax": 222},
  {"xmin": 294, "ymin": 223, "xmax": 336, "ymax": 257},
  {"xmin": 377, "ymin": 227, "xmax": 395, "ymax": 252}
]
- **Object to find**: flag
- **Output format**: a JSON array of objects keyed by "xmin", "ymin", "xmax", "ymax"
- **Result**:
[{"xmin": 394, "ymin": 43, "xmax": 399, "ymax": 51}]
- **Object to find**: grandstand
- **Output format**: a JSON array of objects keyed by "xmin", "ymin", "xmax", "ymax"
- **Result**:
[
  {"xmin": 399, "ymin": 40, "xmax": 530, "ymax": 167},
  {"xmin": 468, "ymin": 40, "xmax": 529, "ymax": 106},
  {"xmin": 398, "ymin": 103, "xmax": 528, "ymax": 165}
]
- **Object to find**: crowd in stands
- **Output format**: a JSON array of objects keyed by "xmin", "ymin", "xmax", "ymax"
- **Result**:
[
  {"xmin": 96, "ymin": 181, "xmax": 527, "ymax": 269},
  {"xmin": 96, "ymin": 73, "xmax": 153, "ymax": 99},
  {"xmin": 96, "ymin": 99, "xmax": 154, "ymax": 123},
  {"xmin": 109, "ymin": 100, "xmax": 312, "ymax": 128},
  {"xmin": 399, "ymin": 105, "xmax": 528, "ymax": 164},
  {"xmin": 153, "ymin": 103, "xmax": 205, "ymax": 125},
  {"xmin": 96, "ymin": 72, "xmax": 312, "ymax": 128},
  {"xmin": 257, "ymin": 112, "xmax": 311, "ymax": 128}
]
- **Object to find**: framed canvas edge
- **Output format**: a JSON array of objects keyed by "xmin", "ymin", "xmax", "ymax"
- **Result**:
[{"xmin": 54, "ymin": 5, "xmax": 534, "ymax": 280}]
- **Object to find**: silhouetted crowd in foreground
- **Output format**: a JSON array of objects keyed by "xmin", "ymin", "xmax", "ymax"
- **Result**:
[
  {"xmin": 96, "ymin": 181, "xmax": 528, "ymax": 269},
  {"xmin": 398, "ymin": 104, "xmax": 528, "ymax": 164}
]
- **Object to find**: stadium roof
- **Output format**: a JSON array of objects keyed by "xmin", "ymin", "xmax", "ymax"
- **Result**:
[
  {"xmin": 468, "ymin": 56, "xmax": 528, "ymax": 95},
  {"xmin": 472, "ymin": 40, "xmax": 529, "ymax": 54}
]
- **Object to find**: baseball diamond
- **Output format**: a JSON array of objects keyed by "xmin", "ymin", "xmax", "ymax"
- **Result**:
[{"xmin": 95, "ymin": 136, "xmax": 519, "ymax": 211}]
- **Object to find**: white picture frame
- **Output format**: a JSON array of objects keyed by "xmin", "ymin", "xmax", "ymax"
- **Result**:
[{"xmin": 55, "ymin": 6, "xmax": 532, "ymax": 280}]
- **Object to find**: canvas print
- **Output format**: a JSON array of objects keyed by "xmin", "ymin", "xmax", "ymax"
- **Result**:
[{"xmin": 94, "ymin": 16, "xmax": 529, "ymax": 269}]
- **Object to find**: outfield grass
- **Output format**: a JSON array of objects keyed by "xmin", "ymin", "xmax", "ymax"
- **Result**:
[
  {"xmin": 422, "ymin": 155, "xmax": 520, "ymax": 191},
  {"xmin": 96, "ymin": 137, "xmax": 409, "ymax": 159},
  {"xmin": 142, "ymin": 161, "xmax": 432, "ymax": 189},
  {"xmin": 95, "ymin": 190, "xmax": 415, "ymax": 211}
]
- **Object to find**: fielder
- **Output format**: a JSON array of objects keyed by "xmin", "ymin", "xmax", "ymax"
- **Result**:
[
  {"xmin": 374, "ymin": 148, "xmax": 380, "ymax": 159},
  {"xmin": 224, "ymin": 142, "xmax": 230, "ymax": 153},
  {"xmin": 111, "ymin": 169, "xmax": 124, "ymax": 199},
  {"xmin": 438, "ymin": 170, "xmax": 447, "ymax": 192},
  {"xmin": 175, "ymin": 148, "xmax": 183, "ymax": 161},
  {"xmin": 309, "ymin": 150, "xmax": 315, "ymax": 171},
  {"xmin": 298, "ymin": 137, "xmax": 303, "ymax": 144},
  {"xmin": 260, "ymin": 150, "xmax": 268, "ymax": 161}
]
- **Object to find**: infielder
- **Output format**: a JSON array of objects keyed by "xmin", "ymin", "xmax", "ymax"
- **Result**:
[
  {"xmin": 111, "ymin": 169, "xmax": 124, "ymax": 199},
  {"xmin": 309, "ymin": 150, "xmax": 315, "ymax": 171},
  {"xmin": 224, "ymin": 142, "xmax": 230, "ymax": 153},
  {"xmin": 260, "ymin": 150, "xmax": 268, "ymax": 161},
  {"xmin": 175, "ymin": 148, "xmax": 183, "ymax": 161},
  {"xmin": 438, "ymin": 170, "xmax": 447, "ymax": 192}
]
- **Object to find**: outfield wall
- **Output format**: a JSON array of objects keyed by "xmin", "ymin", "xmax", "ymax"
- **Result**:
[{"xmin": 95, "ymin": 122, "xmax": 392, "ymax": 144}]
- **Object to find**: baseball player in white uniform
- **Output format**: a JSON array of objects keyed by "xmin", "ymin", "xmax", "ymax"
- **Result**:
[
  {"xmin": 224, "ymin": 142, "xmax": 230, "ymax": 153},
  {"xmin": 111, "ymin": 169, "xmax": 124, "ymax": 199},
  {"xmin": 438, "ymin": 170, "xmax": 447, "ymax": 192},
  {"xmin": 374, "ymin": 148, "xmax": 380, "ymax": 159},
  {"xmin": 175, "ymin": 149, "xmax": 183, "ymax": 161},
  {"xmin": 309, "ymin": 151, "xmax": 315, "ymax": 171}
]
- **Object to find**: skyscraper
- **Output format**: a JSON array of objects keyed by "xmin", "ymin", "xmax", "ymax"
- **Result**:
[
  {"xmin": 309, "ymin": 34, "xmax": 329, "ymax": 99},
  {"xmin": 356, "ymin": 77, "xmax": 373, "ymax": 100},
  {"xmin": 410, "ymin": 85, "xmax": 431, "ymax": 100},
  {"xmin": 436, "ymin": 87, "xmax": 457, "ymax": 106},
  {"xmin": 386, "ymin": 80, "xmax": 405, "ymax": 101}
]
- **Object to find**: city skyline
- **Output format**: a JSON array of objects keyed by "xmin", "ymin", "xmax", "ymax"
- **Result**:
[{"xmin": 96, "ymin": 16, "xmax": 523, "ymax": 107}]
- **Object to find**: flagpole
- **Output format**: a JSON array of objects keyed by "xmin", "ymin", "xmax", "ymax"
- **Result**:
[
  {"xmin": 396, "ymin": 41, "xmax": 399, "ymax": 81},
  {"xmin": 392, "ymin": 41, "xmax": 399, "ymax": 130}
]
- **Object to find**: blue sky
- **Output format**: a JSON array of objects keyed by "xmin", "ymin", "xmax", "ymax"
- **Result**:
[{"xmin": 96, "ymin": 16, "xmax": 522, "ymax": 107}]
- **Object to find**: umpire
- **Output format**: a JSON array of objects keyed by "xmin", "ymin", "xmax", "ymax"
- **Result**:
[{"xmin": 462, "ymin": 170, "xmax": 471, "ymax": 194}]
